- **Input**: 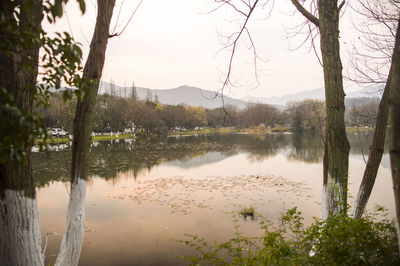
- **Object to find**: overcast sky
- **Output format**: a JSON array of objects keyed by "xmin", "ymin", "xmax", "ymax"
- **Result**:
[{"xmin": 45, "ymin": 0, "xmax": 366, "ymax": 99}]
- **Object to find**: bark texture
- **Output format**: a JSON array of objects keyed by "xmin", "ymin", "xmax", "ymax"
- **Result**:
[
  {"xmin": 319, "ymin": 0, "xmax": 350, "ymax": 218},
  {"xmin": 0, "ymin": 1, "xmax": 42, "ymax": 198},
  {"xmin": 388, "ymin": 16, "xmax": 400, "ymax": 254},
  {"xmin": 0, "ymin": 190, "xmax": 43, "ymax": 266},
  {"xmin": 292, "ymin": 0, "xmax": 350, "ymax": 218},
  {"xmin": 55, "ymin": 1, "xmax": 116, "ymax": 265},
  {"xmin": 352, "ymin": 73, "xmax": 391, "ymax": 219},
  {"xmin": 0, "ymin": 2, "xmax": 44, "ymax": 265},
  {"xmin": 54, "ymin": 178, "xmax": 87, "ymax": 266},
  {"xmin": 321, "ymin": 143, "xmax": 329, "ymax": 219}
]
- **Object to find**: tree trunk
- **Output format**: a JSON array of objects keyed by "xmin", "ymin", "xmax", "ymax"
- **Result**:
[
  {"xmin": 0, "ymin": 2, "xmax": 44, "ymax": 265},
  {"xmin": 291, "ymin": 0, "xmax": 350, "ymax": 219},
  {"xmin": 55, "ymin": 1, "xmax": 116, "ymax": 265},
  {"xmin": 319, "ymin": 0, "xmax": 350, "ymax": 218},
  {"xmin": 0, "ymin": 190, "xmax": 43, "ymax": 266},
  {"xmin": 321, "ymin": 142, "xmax": 329, "ymax": 219},
  {"xmin": 388, "ymin": 16, "xmax": 400, "ymax": 254},
  {"xmin": 54, "ymin": 178, "xmax": 87, "ymax": 266},
  {"xmin": 352, "ymin": 73, "xmax": 391, "ymax": 219}
]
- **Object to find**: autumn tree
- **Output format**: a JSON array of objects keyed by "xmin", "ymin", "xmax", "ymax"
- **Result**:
[{"xmin": 184, "ymin": 106, "xmax": 208, "ymax": 129}]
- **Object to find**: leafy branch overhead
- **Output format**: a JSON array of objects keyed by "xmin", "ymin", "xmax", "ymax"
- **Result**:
[{"xmin": 0, "ymin": 0, "xmax": 87, "ymax": 162}]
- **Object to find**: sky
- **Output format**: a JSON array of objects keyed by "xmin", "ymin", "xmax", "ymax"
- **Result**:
[{"xmin": 45, "ymin": 0, "xmax": 369, "ymax": 99}]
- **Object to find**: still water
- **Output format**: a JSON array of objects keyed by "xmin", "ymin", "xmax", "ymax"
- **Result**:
[{"xmin": 33, "ymin": 132, "xmax": 394, "ymax": 265}]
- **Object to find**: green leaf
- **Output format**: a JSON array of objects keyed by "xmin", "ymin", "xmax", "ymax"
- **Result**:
[{"xmin": 78, "ymin": 0, "xmax": 86, "ymax": 14}]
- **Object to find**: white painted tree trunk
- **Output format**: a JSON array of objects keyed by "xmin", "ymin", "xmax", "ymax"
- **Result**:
[
  {"xmin": 0, "ymin": 190, "xmax": 44, "ymax": 266},
  {"xmin": 321, "ymin": 175, "xmax": 346, "ymax": 219},
  {"xmin": 55, "ymin": 177, "xmax": 87, "ymax": 266}
]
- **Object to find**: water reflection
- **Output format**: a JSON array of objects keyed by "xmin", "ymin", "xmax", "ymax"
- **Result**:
[
  {"xmin": 31, "ymin": 131, "xmax": 393, "ymax": 265},
  {"xmin": 287, "ymin": 133, "xmax": 324, "ymax": 163},
  {"xmin": 33, "ymin": 132, "xmax": 380, "ymax": 186}
]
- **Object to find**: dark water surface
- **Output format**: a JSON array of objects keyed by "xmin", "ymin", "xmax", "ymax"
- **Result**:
[{"xmin": 33, "ymin": 132, "xmax": 394, "ymax": 265}]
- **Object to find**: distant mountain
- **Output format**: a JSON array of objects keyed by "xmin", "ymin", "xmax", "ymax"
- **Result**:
[
  {"xmin": 98, "ymin": 81, "xmax": 384, "ymax": 109},
  {"xmin": 346, "ymin": 85, "xmax": 384, "ymax": 98},
  {"xmin": 99, "ymin": 82, "xmax": 250, "ymax": 109},
  {"xmin": 243, "ymin": 88, "xmax": 325, "ymax": 105},
  {"xmin": 242, "ymin": 86, "xmax": 384, "ymax": 106}
]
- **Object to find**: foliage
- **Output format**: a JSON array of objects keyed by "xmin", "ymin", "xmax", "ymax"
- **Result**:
[
  {"xmin": 238, "ymin": 206, "xmax": 256, "ymax": 220},
  {"xmin": 39, "ymin": 92, "xmax": 326, "ymax": 135},
  {"xmin": 271, "ymin": 127, "xmax": 290, "ymax": 133},
  {"xmin": 0, "ymin": 0, "xmax": 85, "ymax": 163},
  {"xmin": 287, "ymin": 99, "xmax": 325, "ymax": 133},
  {"xmin": 306, "ymin": 208, "xmax": 399, "ymax": 265},
  {"xmin": 178, "ymin": 207, "xmax": 399, "ymax": 265},
  {"xmin": 37, "ymin": 92, "xmax": 384, "ymax": 141},
  {"xmin": 34, "ymin": 89, "xmax": 383, "ymax": 138}
]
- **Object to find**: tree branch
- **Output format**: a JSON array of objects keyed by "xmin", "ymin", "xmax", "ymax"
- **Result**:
[
  {"xmin": 109, "ymin": 0, "xmax": 144, "ymax": 38},
  {"xmin": 338, "ymin": 1, "xmax": 345, "ymax": 12},
  {"xmin": 291, "ymin": 0, "xmax": 320, "ymax": 27}
]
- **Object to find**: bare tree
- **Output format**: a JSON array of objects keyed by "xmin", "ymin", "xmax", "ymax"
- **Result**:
[
  {"xmin": 131, "ymin": 81, "xmax": 138, "ymax": 101},
  {"xmin": 146, "ymin": 88, "xmax": 153, "ymax": 103},
  {"xmin": 349, "ymin": 1, "xmax": 400, "ymax": 219},
  {"xmin": 347, "ymin": 0, "xmax": 399, "ymax": 85},
  {"xmin": 214, "ymin": 0, "xmax": 349, "ymax": 218}
]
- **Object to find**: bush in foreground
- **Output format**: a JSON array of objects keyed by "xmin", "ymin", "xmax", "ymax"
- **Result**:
[{"xmin": 178, "ymin": 207, "xmax": 399, "ymax": 265}]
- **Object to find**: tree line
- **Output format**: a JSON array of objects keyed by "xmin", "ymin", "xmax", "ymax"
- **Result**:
[{"xmin": 38, "ymin": 91, "xmax": 380, "ymax": 135}]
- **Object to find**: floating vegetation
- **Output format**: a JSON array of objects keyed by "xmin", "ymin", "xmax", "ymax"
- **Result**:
[
  {"xmin": 108, "ymin": 174, "xmax": 309, "ymax": 216},
  {"xmin": 239, "ymin": 206, "xmax": 256, "ymax": 220}
]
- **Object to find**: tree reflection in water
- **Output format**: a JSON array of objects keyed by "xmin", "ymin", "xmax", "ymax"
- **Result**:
[
  {"xmin": 4, "ymin": 131, "xmax": 379, "ymax": 264},
  {"xmin": 33, "ymin": 132, "xmax": 378, "ymax": 187}
]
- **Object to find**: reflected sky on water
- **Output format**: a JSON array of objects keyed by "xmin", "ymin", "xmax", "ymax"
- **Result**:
[{"xmin": 33, "ymin": 132, "xmax": 394, "ymax": 265}]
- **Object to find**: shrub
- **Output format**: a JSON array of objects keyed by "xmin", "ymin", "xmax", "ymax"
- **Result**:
[{"xmin": 177, "ymin": 207, "xmax": 399, "ymax": 265}]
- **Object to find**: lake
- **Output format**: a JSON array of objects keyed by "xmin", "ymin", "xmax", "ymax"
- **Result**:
[{"xmin": 33, "ymin": 132, "xmax": 394, "ymax": 265}]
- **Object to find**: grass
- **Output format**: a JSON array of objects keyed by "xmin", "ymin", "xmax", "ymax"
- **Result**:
[
  {"xmin": 168, "ymin": 128, "xmax": 239, "ymax": 135},
  {"xmin": 92, "ymin": 134, "xmax": 132, "ymax": 141},
  {"xmin": 35, "ymin": 133, "xmax": 132, "ymax": 144},
  {"xmin": 346, "ymin": 126, "xmax": 374, "ymax": 133},
  {"xmin": 239, "ymin": 206, "xmax": 256, "ymax": 219},
  {"xmin": 37, "ymin": 126, "xmax": 295, "ymax": 143},
  {"xmin": 35, "ymin": 137, "xmax": 72, "ymax": 144},
  {"xmin": 168, "ymin": 127, "xmax": 291, "ymax": 136},
  {"xmin": 271, "ymin": 127, "xmax": 291, "ymax": 133}
]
